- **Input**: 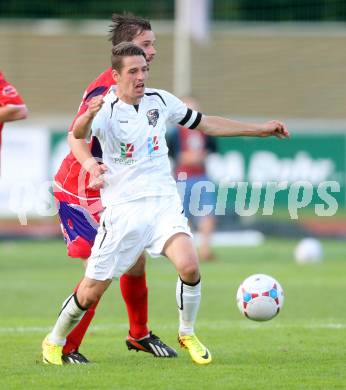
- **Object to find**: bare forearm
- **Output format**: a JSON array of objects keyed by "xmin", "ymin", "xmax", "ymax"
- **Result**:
[
  {"xmin": 68, "ymin": 133, "xmax": 98, "ymax": 171},
  {"xmin": 0, "ymin": 106, "xmax": 28, "ymax": 123},
  {"xmin": 73, "ymin": 112, "xmax": 94, "ymax": 139},
  {"xmin": 68, "ymin": 131, "xmax": 107, "ymax": 190},
  {"xmin": 73, "ymin": 95, "xmax": 104, "ymax": 139},
  {"xmin": 197, "ymin": 115, "xmax": 289, "ymax": 139},
  {"xmin": 198, "ymin": 116, "xmax": 262, "ymax": 137}
]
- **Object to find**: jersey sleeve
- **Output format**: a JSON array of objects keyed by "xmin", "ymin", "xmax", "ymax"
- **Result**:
[
  {"xmin": 0, "ymin": 80, "xmax": 25, "ymax": 107},
  {"xmin": 160, "ymin": 90, "xmax": 202, "ymax": 129}
]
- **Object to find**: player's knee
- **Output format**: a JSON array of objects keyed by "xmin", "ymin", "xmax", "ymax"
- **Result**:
[
  {"xmin": 77, "ymin": 289, "xmax": 101, "ymax": 309},
  {"xmin": 78, "ymin": 294, "xmax": 98, "ymax": 309},
  {"xmin": 179, "ymin": 261, "xmax": 200, "ymax": 283},
  {"xmin": 68, "ymin": 236, "xmax": 92, "ymax": 259}
]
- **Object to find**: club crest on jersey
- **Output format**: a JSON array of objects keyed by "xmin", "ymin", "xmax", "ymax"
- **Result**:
[
  {"xmin": 148, "ymin": 136, "xmax": 159, "ymax": 155},
  {"xmin": 2, "ymin": 85, "xmax": 18, "ymax": 98},
  {"xmin": 120, "ymin": 142, "xmax": 134, "ymax": 158},
  {"xmin": 146, "ymin": 109, "xmax": 159, "ymax": 127}
]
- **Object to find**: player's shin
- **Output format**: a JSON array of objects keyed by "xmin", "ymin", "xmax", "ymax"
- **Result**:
[
  {"xmin": 63, "ymin": 299, "xmax": 99, "ymax": 354},
  {"xmin": 120, "ymin": 273, "xmax": 149, "ymax": 339},
  {"xmin": 48, "ymin": 293, "xmax": 87, "ymax": 346},
  {"xmin": 176, "ymin": 276, "xmax": 201, "ymax": 336}
]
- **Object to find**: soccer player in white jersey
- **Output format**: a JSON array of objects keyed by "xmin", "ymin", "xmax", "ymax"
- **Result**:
[{"xmin": 42, "ymin": 43, "xmax": 289, "ymax": 366}]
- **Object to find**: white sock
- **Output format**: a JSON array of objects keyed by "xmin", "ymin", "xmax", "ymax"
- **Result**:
[
  {"xmin": 48, "ymin": 294, "xmax": 86, "ymax": 346},
  {"xmin": 176, "ymin": 277, "xmax": 201, "ymax": 336}
]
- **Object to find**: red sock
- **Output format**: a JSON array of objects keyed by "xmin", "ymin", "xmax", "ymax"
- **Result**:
[
  {"xmin": 120, "ymin": 273, "xmax": 149, "ymax": 339},
  {"xmin": 62, "ymin": 280, "xmax": 99, "ymax": 354}
]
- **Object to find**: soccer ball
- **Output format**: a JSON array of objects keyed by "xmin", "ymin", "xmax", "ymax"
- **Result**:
[
  {"xmin": 236, "ymin": 274, "xmax": 284, "ymax": 321},
  {"xmin": 294, "ymin": 238, "xmax": 323, "ymax": 265}
]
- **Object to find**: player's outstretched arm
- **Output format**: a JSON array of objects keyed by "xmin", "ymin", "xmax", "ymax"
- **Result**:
[
  {"xmin": 73, "ymin": 95, "xmax": 104, "ymax": 139},
  {"xmin": 0, "ymin": 105, "xmax": 28, "ymax": 123},
  {"xmin": 196, "ymin": 115, "xmax": 289, "ymax": 139}
]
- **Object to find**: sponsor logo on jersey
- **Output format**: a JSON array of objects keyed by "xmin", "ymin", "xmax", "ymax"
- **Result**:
[
  {"xmin": 146, "ymin": 109, "xmax": 159, "ymax": 127},
  {"xmin": 120, "ymin": 142, "xmax": 134, "ymax": 158},
  {"xmin": 2, "ymin": 85, "xmax": 18, "ymax": 98},
  {"xmin": 148, "ymin": 136, "xmax": 159, "ymax": 155},
  {"xmin": 114, "ymin": 157, "xmax": 136, "ymax": 165}
]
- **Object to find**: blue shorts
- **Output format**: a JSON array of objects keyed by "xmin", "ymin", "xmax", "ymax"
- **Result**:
[
  {"xmin": 177, "ymin": 175, "xmax": 217, "ymax": 220},
  {"xmin": 57, "ymin": 201, "xmax": 99, "ymax": 259}
]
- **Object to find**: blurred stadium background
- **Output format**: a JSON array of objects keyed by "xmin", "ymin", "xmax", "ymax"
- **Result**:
[
  {"xmin": 1, "ymin": 2, "xmax": 346, "ymax": 387},
  {"xmin": 0, "ymin": 0, "xmax": 345, "ymax": 242}
]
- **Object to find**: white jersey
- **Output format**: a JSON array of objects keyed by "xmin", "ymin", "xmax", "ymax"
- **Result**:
[{"xmin": 91, "ymin": 87, "xmax": 202, "ymax": 207}]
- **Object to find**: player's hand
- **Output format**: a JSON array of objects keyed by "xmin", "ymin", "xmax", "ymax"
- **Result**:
[
  {"xmin": 86, "ymin": 95, "xmax": 104, "ymax": 118},
  {"xmin": 259, "ymin": 120, "xmax": 289, "ymax": 139},
  {"xmin": 88, "ymin": 163, "xmax": 108, "ymax": 190}
]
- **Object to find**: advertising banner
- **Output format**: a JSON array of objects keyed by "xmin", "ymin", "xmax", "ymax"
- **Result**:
[
  {"xmin": 0, "ymin": 127, "xmax": 345, "ymax": 221},
  {"xmin": 206, "ymin": 134, "xmax": 345, "ymax": 215}
]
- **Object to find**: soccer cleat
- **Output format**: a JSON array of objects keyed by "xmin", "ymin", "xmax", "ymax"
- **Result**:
[
  {"xmin": 42, "ymin": 335, "xmax": 63, "ymax": 365},
  {"xmin": 62, "ymin": 351, "xmax": 90, "ymax": 364},
  {"xmin": 178, "ymin": 334, "xmax": 212, "ymax": 365},
  {"xmin": 126, "ymin": 331, "xmax": 178, "ymax": 357}
]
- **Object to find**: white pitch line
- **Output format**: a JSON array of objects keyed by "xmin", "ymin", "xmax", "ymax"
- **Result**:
[
  {"xmin": 0, "ymin": 324, "xmax": 127, "ymax": 334},
  {"xmin": 0, "ymin": 322, "xmax": 346, "ymax": 334}
]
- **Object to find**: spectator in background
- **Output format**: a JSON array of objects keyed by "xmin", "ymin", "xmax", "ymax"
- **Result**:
[
  {"xmin": 0, "ymin": 72, "xmax": 28, "ymax": 172},
  {"xmin": 168, "ymin": 97, "xmax": 217, "ymax": 261}
]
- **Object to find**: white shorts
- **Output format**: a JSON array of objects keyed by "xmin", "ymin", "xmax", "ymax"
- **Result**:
[{"xmin": 85, "ymin": 194, "xmax": 192, "ymax": 280}]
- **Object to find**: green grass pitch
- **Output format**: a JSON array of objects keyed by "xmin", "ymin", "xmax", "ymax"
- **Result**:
[{"xmin": 0, "ymin": 239, "xmax": 345, "ymax": 389}]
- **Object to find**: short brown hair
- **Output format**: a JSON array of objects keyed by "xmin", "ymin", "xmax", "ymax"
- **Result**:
[
  {"xmin": 111, "ymin": 42, "xmax": 146, "ymax": 72},
  {"xmin": 109, "ymin": 13, "xmax": 152, "ymax": 46}
]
